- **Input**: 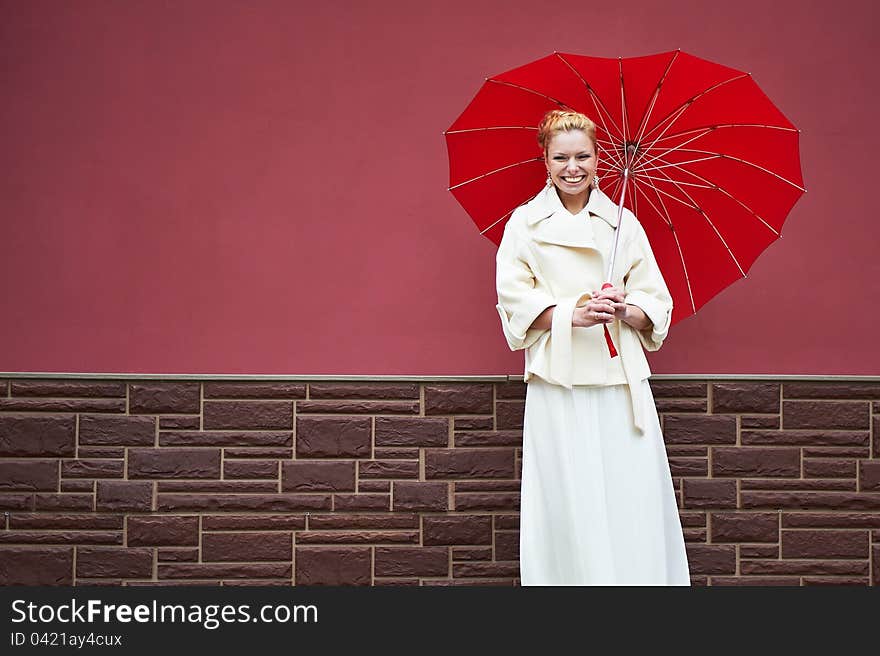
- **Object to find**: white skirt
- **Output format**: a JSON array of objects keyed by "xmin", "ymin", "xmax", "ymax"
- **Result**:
[{"xmin": 520, "ymin": 378, "xmax": 690, "ymax": 586}]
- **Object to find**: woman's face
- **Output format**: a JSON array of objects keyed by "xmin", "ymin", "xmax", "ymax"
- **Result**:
[{"xmin": 544, "ymin": 129, "xmax": 598, "ymax": 200}]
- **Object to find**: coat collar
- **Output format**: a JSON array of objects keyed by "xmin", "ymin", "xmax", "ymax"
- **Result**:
[{"xmin": 523, "ymin": 185, "xmax": 620, "ymax": 228}]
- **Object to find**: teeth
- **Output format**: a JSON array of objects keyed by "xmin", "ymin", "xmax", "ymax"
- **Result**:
[{"xmin": 563, "ymin": 176, "xmax": 585, "ymax": 183}]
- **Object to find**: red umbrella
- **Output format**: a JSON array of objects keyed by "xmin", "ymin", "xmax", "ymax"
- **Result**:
[{"xmin": 445, "ymin": 50, "xmax": 805, "ymax": 325}]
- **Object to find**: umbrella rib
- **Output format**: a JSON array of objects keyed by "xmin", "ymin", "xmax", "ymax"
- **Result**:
[
  {"xmin": 478, "ymin": 188, "xmax": 550, "ymax": 236},
  {"xmin": 619, "ymin": 57, "xmax": 631, "ymax": 146},
  {"xmin": 639, "ymin": 73, "xmax": 749, "ymax": 143},
  {"xmin": 448, "ymin": 156, "xmax": 543, "ymax": 191},
  {"xmin": 639, "ymin": 160, "xmax": 781, "ymax": 236},
  {"xmin": 637, "ymin": 174, "xmax": 714, "ymax": 189},
  {"xmin": 554, "ymin": 53, "xmax": 625, "ymax": 143},
  {"xmin": 632, "ymin": 180, "xmax": 698, "ymax": 314},
  {"xmin": 445, "ymin": 126, "xmax": 538, "ymax": 134},
  {"xmin": 647, "ymin": 165, "xmax": 747, "ymax": 277},
  {"xmin": 633, "ymin": 50, "xmax": 679, "ymax": 146},
  {"xmin": 650, "ymin": 123, "xmax": 799, "ymax": 144},
  {"xmin": 646, "ymin": 147, "xmax": 807, "ymax": 192},
  {"xmin": 636, "ymin": 127, "xmax": 716, "ymax": 170},
  {"xmin": 486, "ymin": 78, "xmax": 572, "ymax": 111}
]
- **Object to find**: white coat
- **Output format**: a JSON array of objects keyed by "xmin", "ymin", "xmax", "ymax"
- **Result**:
[{"xmin": 495, "ymin": 184, "xmax": 673, "ymax": 432}]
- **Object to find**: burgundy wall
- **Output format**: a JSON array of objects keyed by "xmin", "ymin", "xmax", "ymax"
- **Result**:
[{"xmin": 1, "ymin": 0, "xmax": 877, "ymax": 375}]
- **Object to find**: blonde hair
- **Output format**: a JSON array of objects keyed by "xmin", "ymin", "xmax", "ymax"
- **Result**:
[{"xmin": 537, "ymin": 109, "xmax": 597, "ymax": 152}]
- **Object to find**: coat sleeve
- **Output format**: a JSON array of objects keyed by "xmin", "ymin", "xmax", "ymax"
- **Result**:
[
  {"xmin": 623, "ymin": 219, "xmax": 673, "ymax": 351},
  {"xmin": 495, "ymin": 220, "xmax": 555, "ymax": 351}
]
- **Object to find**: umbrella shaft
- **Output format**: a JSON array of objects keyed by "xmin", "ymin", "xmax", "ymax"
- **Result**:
[{"xmin": 605, "ymin": 168, "xmax": 630, "ymax": 283}]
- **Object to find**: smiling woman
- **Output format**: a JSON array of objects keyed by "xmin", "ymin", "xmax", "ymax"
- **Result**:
[{"xmin": 495, "ymin": 109, "xmax": 690, "ymax": 586}]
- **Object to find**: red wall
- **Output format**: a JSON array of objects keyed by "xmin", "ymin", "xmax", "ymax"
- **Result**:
[{"xmin": 1, "ymin": 0, "xmax": 877, "ymax": 375}]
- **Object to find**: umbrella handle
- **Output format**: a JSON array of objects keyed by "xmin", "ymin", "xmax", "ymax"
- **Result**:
[{"xmin": 600, "ymin": 282, "xmax": 619, "ymax": 358}]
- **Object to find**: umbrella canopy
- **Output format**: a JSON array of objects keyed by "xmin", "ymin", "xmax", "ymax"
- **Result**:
[{"xmin": 445, "ymin": 50, "xmax": 805, "ymax": 324}]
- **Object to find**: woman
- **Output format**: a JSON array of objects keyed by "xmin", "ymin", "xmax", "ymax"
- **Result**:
[{"xmin": 495, "ymin": 109, "xmax": 690, "ymax": 585}]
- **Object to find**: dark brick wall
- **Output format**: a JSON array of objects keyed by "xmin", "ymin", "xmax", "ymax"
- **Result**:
[{"xmin": 0, "ymin": 377, "xmax": 877, "ymax": 586}]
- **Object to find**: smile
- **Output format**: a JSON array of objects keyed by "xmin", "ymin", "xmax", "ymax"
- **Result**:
[{"xmin": 562, "ymin": 175, "xmax": 586, "ymax": 184}]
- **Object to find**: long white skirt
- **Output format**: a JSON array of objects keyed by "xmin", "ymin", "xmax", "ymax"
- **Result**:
[{"xmin": 520, "ymin": 378, "xmax": 690, "ymax": 586}]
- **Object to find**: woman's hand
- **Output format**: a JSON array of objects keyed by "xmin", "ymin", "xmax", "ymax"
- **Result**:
[
  {"xmin": 593, "ymin": 286, "xmax": 628, "ymax": 321},
  {"xmin": 572, "ymin": 295, "xmax": 617, "ymax": 327}
]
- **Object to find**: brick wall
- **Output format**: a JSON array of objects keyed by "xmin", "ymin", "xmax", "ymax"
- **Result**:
[{"xmin": 0, "ymin": 377, "xmax": 877, "ymax": 586}]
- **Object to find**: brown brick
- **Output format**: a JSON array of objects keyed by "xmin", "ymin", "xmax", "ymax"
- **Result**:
[
  {"xmin": 374, "ymin": 447, "xmax": 420, "ymax": 459},
  {"xmin": 297, "ymin": 531, "xmax": 418, "ymax": 545},
  {"xmin": 455, "ymin": 431, "xmax": 523, "ymax": 447},
  {"xmin": 424, "ymin": 384, "xmax": 493, "ymax": 414},
  {"xmin": 741, "ymin": 491, "xmax": 880, "ymax": 510},
  {"xmin": 281, "ymin": 461, "xmax": 355, "ymax": 492},
  {"xmin": 0, "ymin": 531, "xmax": 120, "ymax": 545},
  {"xmin": 455, "ymin": 492, "xmax": 520, "ymax": 511},
  {"xmin": 157, "ymin": 481, "xmax": 278, "ymax": 493},
  {"xmin": 454, "ymin": 547, "xmax": 494, "ymax": 561},
  {"xmin": 783, "ymin": 512, "xmax": 880, "ymax": 528},
  {"xmin": 454, "ymin": 417, "xmax": 494, "ymax": 430},
  {"xmin": 741, "ymin": 560, "xmax": 866, "ymax": 576},
  {"xmin": 78, "ymin": 447, "xmax": 126, "ymax": 458},
  {"xmin": 224, "ymin": 448, "xmax": 291, "ymax": 459},
  {"xmin": 128, "ymin": 448, "xmax": 220, "ymax": 479},
  {"xmin": 649, "ymin": 381, "xmax": 707, "ymax": 397},
  {"xmin": 741, "ymin": 545, "xmax": 779, "ymax": 558},
  {"xmin": 202, "ymin": 532, "xmax": 291, "ymax": 562},
  {"xmin": 0, "ymin": 460, "xmax": 58, "ymax": 491},
  {"xmin": 308, "ymin": 383, "xmax": 418, "ymax": 399},
  {"xmin": 803, "ymin": 446, "xmax": 869, "ymax": 458},
  {"xmin": 62, "ymin": 459, "xmax": 124, "ymax": 479},
  {"xmin": 297, "ymin": 400, "xmax": 419, "ymax": 415},
  {"xmin": 668, "ymin": 457, "xmax": 708, "ymax": 477},
  {"xmin": 0, "ymin": 398, "xmax": 124, "ymax": 412},
  {"xmin": 666, "ymin": 446, "xmax": 709, "ymax": 457},
  {"xmin": 781, "ymin": 530, "xmax": 868, "ymax": 559},
  {"xmin": 682, "ymin": 479, "xmax": 737, "ymax": 509},
  {"xmin": 874, "ymin": 546, "xmax": 880, "ymax": 586},
  {"xmin": 495, "ymin": 515, "xmax": 520, "ymax": 530},
  {"xmin": 711, "ymin": 512, "xmax": 778, "ymax": 542},
  {"xmin": 453, "ymin": 562, "xmax": 520, "ymax": 578},
  {"xmin": 783, "ymin": 401, "xmax": 869, "ymax": 430},
  {"xmin": 495, "ymin": 400, "xmax": 525, "ymax": 429},
  {"xmin": 741, "ymin": 416, "xmax": 780, "ymax": 429},
  {"xmin": 333, "ymin": 494, "xmax": 390, "ymax": 511},
  {"xmin": 224, "ymin": 460, "xmax": 278, "ymax": 479},
  {"xmin": 203, "ymin": 515, "xmax": 306, "ymax": 531},
  {"xmin": 158, "ymin": 549, "xmax": 199, "ymax": 562},
  {"xmin": 295, "ymin": 547, "xmax": 371, "ymax": 585},
  {"xmin": 741, "ymin": 429, "xmax": 867, "ymax": 446},
  {"xmin": 679, "ymin": 512, "xmax": 707, "ymax": 528},
  {"xmin": 741, "ymin": 479, "xmax": 854, "ymax": 491},
  {"xmin": 375, "ymin": 416, "xmax": 449, "ymax": 447},
  {"xmin": 783, "ymin": 382, "xmax": 880, "ymax": 399},
  {"xmin": 712, "ymin": 447, "xmax": 800, "ymax": 477},
  {"xmin": 494, "ymin": 532, "xmax": 519, "ymax": 561},
  {"xmin": 159, "ymin": 563, "xmax": 291, "ymax": 579},
  {"xmin": 359, "ymin": 460, "xmax": 418, "ymax": 479},
  {"xmin": 204, "ymin": 382, "xmax": 306, "ymax": 399},
  {"xmin": 685, "ymin": 544, "xmax": 736, "ymax": 574},
  {"xmin": 0, "ymin": 547, "xmax": 73, "ymax": 584},
  {"xmin": 711, "ymin": 576, "xmax": 799, "ymax": 586},
  {"xmin": 10, "ymin": 514, "xmax": 122, "ymax": 530},
  {"xmin": 359, "ymin": 480, "xmax": 391, "ymax": 492},
  {"xmin": 655, "ymin": 398, "xmax": 707, "ymax": 413},
  {"xmin": 664, "ymin": 415, "xmax": 737, "ymax": 444},
  {"xmin": 307, "ymin": 514, "xmax": 418, "ymax": 530},
  {"xmin": 423, "ymin": 516, "xmax": 492, "ymax": 545},
  {"xmin": 296, "ymin": 416, "xmax": 371, "ymax": 457},
  {"xmin": 129, "ymin": 382, "xmax": 199, "ymax": 413},
  {"xmin": 160, "ymin": 431, "xmax": 291, "ymax": 447},
  {"xmin": 59, "ymin": 481, "xmax": 95, "ymax": 493},
  {"xmin": 803, "ymin": 458, "xmax": 856, "ymax": 478},
  {"xmin": 712, "ymin": 383, "xmax": 780, "ymax": 413},
  {"xmin": 495, "ymin": 381, "xmax": 527, "ymax": 399},
  {"xmin": 157, "ymin": 494, "xmax": 331, "ymax": 512},
  {"xmin": 802, "ymin": 576, "xmax": 870, "ymax": 586},
  {"xmin": 11, "ymin": 381, "xmax": 125, "ymax": 397},
  {"xmin": 388, "ymin": 481, "xmax": 447, "ymax": 512},
  {"xmin": 34, "ymin": 494, "xmax": 92, "ymax": 511},
  {"xmin": 860, "ymin": 461, "xmax": 880, "ymax": 491},
  {"xmin": 127, "ymin": 516, "xmax": 199, "ymax": 546},
  {"xmin": 425, "ymin": 448, "xmax": 515, "ymax": 479},
  {"xmin": 96, "ymin": 481, "xmax": 152, "ymax": 512},
  {"xmin": 203, "ymin": 401, "xmax": 292, "ymax": 429},
  {"xmin": 159, "ymin": 416, "xmax": 201, "ymax": 430},
  {"xmin": 79, "ymin": 415, "xmax": 156, "ymax": 446},
  {"xmin": 0, "ymin": 415, "xmax": 76, "ymax": 456},
  {"xmin": 683, "ymin": 528, "xmax": 707, "ymax": 542},
  {"xmin": 375, "ymin": 547, "xmax": 448, "ymax": 577},
  {"xmin": 455, "ymin": 480, "xmax": 520, "ymax": 492},
  {"xmin": 77, "ymin": 547, "xmax": 153, "ymax": 578}
]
